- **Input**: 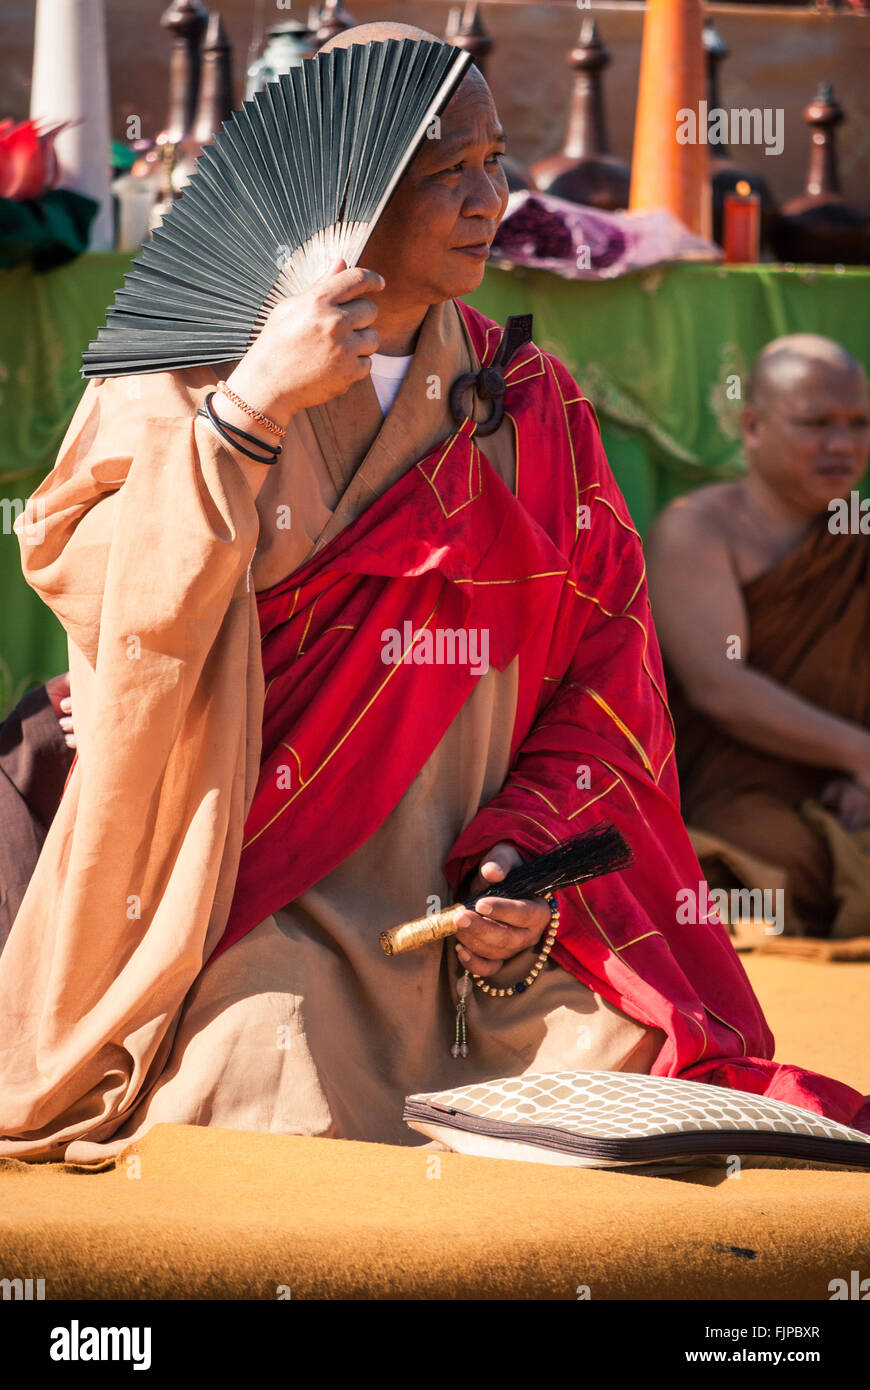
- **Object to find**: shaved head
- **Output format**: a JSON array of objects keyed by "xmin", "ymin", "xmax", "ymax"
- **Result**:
[
  {"xmin": 747, "ymin": 334, "xmax": 865, "ymax": 406},
  {"xmin": 318, "ymin": 19, "xmax": 491, "ymax": 100},
  {"xmin": 319, "ymin": 21, "xmax": 442, "ymax": 49},
  {"xmin": 741, "ymin": 333, "xmax": 870, "ymax": 517}
]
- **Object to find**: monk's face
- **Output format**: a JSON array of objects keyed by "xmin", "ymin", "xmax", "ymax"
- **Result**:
[
  {"xmin": 359, "ymin": 73, "xmax": 510, "ymax": 304},
  {"xmin": 742, "ymin": 363, "xmax": 870, "ymax": 515}
]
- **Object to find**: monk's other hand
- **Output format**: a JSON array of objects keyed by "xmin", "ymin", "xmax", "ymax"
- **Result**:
[
  {"xmin": 820, "ymin": 777, "xmax": 870, "ymax": 830},
  {"xmin": 44, "ymin": 672, "xmax": 75, "ymax": 750},
  {"xmin": 58, "ymin": 696, "xmax": 75, "ymax": 750},
  {"xmin": 453, "ymin": 841, "xmax": 551, "ymax": 978},
  {"xmin": 222, "ymin": 257, "xmax": 384, "ymax": 431}
]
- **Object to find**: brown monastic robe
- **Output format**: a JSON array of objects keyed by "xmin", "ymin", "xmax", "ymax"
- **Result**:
[
  {"xmin": 2, "ymin": 297, "xmax": 662, "ymax": 1161},
  {"xmin": 668, "ymin": 516, "xmax": 870, "ymax": 937}
]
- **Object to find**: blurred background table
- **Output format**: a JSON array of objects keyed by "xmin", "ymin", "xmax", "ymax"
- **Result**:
[{"xmin": 1, "ymin": 253, "xmax": 868, "ymax": 712}]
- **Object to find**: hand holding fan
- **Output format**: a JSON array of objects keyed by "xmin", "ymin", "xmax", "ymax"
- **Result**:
[{"xmin": 82, "ymin": 38, "xmax": 472, "ymax": 378}]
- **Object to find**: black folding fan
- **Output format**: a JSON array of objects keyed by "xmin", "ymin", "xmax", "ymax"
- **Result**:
[{"xmin": 81, "ymin": 38, "xmax": 472, "ymax": 378}]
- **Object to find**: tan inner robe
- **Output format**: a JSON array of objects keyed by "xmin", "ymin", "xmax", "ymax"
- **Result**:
[{"xmin": 7, "ymin": 297, "xmax": 663, "ymax": 1162}]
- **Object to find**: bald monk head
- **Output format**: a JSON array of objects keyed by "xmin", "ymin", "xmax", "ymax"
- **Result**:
[
  {"xmin": 210, "ymin": 22, "xmax": 508, "ymax": 446},
  {"xmin": 319, "ymin": 22, "xmax": 509, "ymax": 350},
  {"xmin": 742, "ymin": 334, "xmax": 870, "ymax": 519}
]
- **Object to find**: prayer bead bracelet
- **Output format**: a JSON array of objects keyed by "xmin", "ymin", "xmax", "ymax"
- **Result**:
[
  {"xmin": 471, "ymin": 894, "xmax": 560, "ymax": 996},
  {"xmin": 216, "ymin": 380, "xmax": 286, "ymax": 439}
]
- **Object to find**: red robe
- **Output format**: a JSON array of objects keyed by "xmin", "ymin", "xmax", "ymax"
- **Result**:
[{"xmin": 213, "ymin": 299, "xmax": 870, "ymax": 1135}]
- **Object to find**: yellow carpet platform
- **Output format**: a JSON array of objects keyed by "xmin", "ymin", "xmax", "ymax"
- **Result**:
[{"xmin": 2, "ymin": 954, "xmax": 868, "ymax": 1301}]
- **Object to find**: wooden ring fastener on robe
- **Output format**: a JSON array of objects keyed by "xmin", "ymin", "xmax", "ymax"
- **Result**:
[{"xmin": 448, "ymin": 312, "xmax": 534, "ymax": 437}]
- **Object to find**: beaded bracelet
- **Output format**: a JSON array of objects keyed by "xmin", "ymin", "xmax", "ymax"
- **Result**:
[
  {"xmin": 216, "ymin": 380, "xmax": 286, "ymax": 439},
  {"xmin": 198, "ymin": 392, "xmax": 282, "ymax": 466},
  {"xmin": 452, "ymin": 894, "xmax": 559, "ymax": 1058},
  {"xmin": 473, "ymin": 894, "xmax": 560, "ymax": 996}
]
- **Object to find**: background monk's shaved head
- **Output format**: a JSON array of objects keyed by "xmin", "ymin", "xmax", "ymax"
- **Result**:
[
  {"xmin": 740, "ymin": 332, "xmax": 870, "ymax": 517},
  {"xmin": 747, "ymin": 334, "xmax": 866, "ymax": 405}
]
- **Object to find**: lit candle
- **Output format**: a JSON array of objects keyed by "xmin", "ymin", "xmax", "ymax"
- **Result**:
[{"xmin": 723, "ymin": 180, "xmax": 761, "ymax": 264}]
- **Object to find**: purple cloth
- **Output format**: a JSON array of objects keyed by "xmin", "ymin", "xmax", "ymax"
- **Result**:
[{"xmin": 490, "ymin": 190, "xmax": 721, "ymax": 281}]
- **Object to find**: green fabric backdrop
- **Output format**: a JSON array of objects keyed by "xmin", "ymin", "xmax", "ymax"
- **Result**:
[
  {"xmin": 0, "ymin": 253, "xmax": 135, "ymax": 712},
  {"xmin": 2, "ymin": 254, "xmax": 869, "ymax": 713},
  {"xmin": 467, "ymin": 262, "xmax": 870, "ymax": 531}
]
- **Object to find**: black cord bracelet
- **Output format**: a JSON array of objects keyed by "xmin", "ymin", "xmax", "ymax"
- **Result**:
[
  {"xmin": 198, "ymin": 392, "xmax": 281, "ymax": 463},
  {"xmin": 196, "ymin": 406, "xmax": 280, "ymax": 465},
  {"xmin": 198, "ymin": 391, "xmax": 282, "ymax": 465},
  {"xmin": 201, "ymin": 391, "xmax": 282, "ymax": 454}
]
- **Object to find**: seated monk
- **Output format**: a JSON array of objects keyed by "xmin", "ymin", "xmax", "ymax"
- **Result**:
[
  {"xmin": 647, "ymin": 334, "xmax": 870, "ymax": 938},
  {"xmin": 2, "ymin": 28, "xmax": 869, "ymax": 1161}
]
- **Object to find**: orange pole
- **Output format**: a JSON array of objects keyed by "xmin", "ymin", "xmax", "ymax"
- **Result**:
[{"xmin": 629, "ymin": 0, "xmax": 710, "ymax": 238}]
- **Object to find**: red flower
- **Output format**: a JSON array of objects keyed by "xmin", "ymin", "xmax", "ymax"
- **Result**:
[{"xmin": 0, "ymin": 117, "xmax": 75, "ymax": 201}]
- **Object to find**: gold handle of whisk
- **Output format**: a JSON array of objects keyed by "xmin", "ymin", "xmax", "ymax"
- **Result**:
[{"xmin": 380, "ymin": 907, "xmax": 461, "ymax": 956}]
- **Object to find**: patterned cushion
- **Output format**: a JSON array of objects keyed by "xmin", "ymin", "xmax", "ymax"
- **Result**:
[{"xmin": 403, "ymin": 1071, "xmax": 870, "ymax": 1170}]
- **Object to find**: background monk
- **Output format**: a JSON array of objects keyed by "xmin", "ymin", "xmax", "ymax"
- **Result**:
[
  {"xmin": 647, "ymin": 335, "xmax": 870, "ymax": 938},
  {"xmin": 3, "ymin": 30, "xmax": 869, "ymax": 1160}
]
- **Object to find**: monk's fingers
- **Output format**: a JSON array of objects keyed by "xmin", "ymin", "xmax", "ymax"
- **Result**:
[
  {"xmin": 466, "ymin": 842, "xmax": 523, "ymax": 898},
  {"xmin": 59, "ymin": 716, "xmax": 74, "ymax": 733},
  {"xmin": 820, "ymin": 778, "xmax": 847, "ymax": 808},
  {"xmin": 840, "ymin": 792, "xmax": 870, "ymax": 829},
  {"xmin": 819, "ymin": 778, "xmax": 870, "ymax": 827},
  {"xmin": 472, "ymin": 894, "xmax": 551, "ymax": 933},
  {"xmin": 454, "ymin": 910, "xmax": 542, "ymax": 960},
  {"xmin": 455, "ymin": 943, "xmax": 505, "ymax": 978},
  {"xmin": 478, "ymin": 842, "xmax": 522, "ymax": 883}
]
